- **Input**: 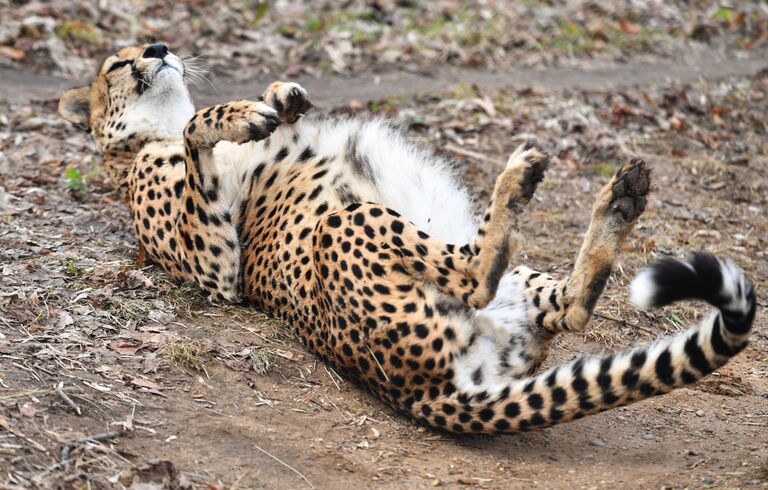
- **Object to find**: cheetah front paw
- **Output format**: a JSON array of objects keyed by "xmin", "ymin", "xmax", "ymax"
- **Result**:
[
  {"xmin": 262, "ymin": 82, "xmax": 312, "ymax": 124},
  {"xmin": 236, "ymin": 101, "xmax": 282, "ymax": 142},
  {"xmin": 185, "ymin": 100, "xmax": 281, "ymax": 147}
]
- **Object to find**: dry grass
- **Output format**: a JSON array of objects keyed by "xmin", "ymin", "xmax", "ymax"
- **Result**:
[
  {"xmin": 164, "ymin": 340, "xmax": 210, "ymax": 375},
  {"xmin": 248, "ymin": 348, "xmax": 281, "ymax": 376}
]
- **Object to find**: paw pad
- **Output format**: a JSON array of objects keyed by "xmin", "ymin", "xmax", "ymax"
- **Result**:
[
  {"xmin": 511, "ymin": 146, "xmax": 549, "ymax": 199},
  {"xmin": 520, "ymin": 153, "xmax": 549, "ymax": 200},
  {"xmin": 610, "ymin": 159, "xmax": 651, "ymax": 222}
]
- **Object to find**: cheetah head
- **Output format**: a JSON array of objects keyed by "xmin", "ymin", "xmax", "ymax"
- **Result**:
[{"xmin": 58, "ymin": 43, "xmax": 195, "ymax": 150}]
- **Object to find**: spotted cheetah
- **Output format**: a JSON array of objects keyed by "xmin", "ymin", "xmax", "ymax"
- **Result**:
[{"xmin": 58, "ymin": 44, "xmax": 756, "ymax": 434}]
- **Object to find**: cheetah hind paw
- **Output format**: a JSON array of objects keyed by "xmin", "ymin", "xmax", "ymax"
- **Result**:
[
  {"xmin": 505, "ymin": 142, "xmax": 549, "ymax": 202},
  {"xmin": 608, "ymin": 158, "xmax": 650, "ymax": 223}
]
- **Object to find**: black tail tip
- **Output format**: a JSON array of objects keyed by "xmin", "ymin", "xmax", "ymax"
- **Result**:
[{"xmin": 630, "ymin": 252, "xmax": 754, "ymax": 315}]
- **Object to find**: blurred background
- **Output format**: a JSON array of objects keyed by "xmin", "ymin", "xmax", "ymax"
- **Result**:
[{"xmin": 1, "ymin": 0, "xmax": 766, "ymax": 80}]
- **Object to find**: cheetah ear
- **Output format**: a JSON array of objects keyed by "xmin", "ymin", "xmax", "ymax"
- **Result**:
[{"xmin": 59, "ymin": 86, "xmax": 91, "ymax": 131}]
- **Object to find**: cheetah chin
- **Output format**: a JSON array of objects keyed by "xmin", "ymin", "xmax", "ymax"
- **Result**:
[{"xmin": 58, "ymin": 44, "xmax": 756, "ymax": 434}]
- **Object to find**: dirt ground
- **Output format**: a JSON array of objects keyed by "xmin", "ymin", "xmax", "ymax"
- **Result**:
[{"xmin": 1, "ymin": 2, "xmax": 768, "ymax": 489}]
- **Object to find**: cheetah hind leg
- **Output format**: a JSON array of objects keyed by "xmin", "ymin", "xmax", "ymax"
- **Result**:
[
  {"xmin": 535, "ymin": 159, "xmax": 651, "ymax": 335},
  {"xmin": 339, "ymin": 143, "xmax": 548, "ymax": 312},
  {"xmin": 456, "ymin": 143, "xmax": 548, "ymax": 309}
]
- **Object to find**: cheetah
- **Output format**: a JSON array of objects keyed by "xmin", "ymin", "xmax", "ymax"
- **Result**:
[{"xmin": 58, "ymin": 44, "xmax": 756, "ymax": 434}]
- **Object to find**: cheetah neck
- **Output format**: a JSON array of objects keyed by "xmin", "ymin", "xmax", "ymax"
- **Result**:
[
  {"xmin": 97, "ymin": 89, "xmax": 195, "ymax": 200},
  {"xmin": 101, "ymin": 134, "xmax": 183, "ymax": 200}
]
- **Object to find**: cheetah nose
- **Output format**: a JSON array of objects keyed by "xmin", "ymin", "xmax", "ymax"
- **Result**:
[{"xmin": 143, "ymin": 43, "xmax": 169, "ymax": 59}]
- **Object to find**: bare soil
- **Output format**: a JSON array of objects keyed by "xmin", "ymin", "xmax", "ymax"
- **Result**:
[{"xmin": 1, "ymin": 39, "xmax": 767, "ymax": 490}]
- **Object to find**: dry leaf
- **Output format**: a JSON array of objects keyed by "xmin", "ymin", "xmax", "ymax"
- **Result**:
[
  {"xmin": 565, "ymin": 159, "xmax": 581, "ymax": 171},
  {"xmin": 19, "ymin": 403, "xmax": 36, "ymax": 417},
  {"xmin": 0, "ymin": 46, "xmax": 26, "ymax": 61},
  {"xmin": 130, "ymin": 378, "xmax": 162, "ymax": 390},
  {"xmin": 643, "ymin": 239, "xmax": 656, "ymax": 253},
  {"xmin": 669, "ymin": 116, "xmax": 685, "ymax": 130},
  {"xmin": 618, "ymin": 20, "xmax": 641, "ymax": 34},
  {"xmin": 136, "ymin": 243, "xmax": 146, "ymax": 268},
  {"xmin": 731, "ymin": 11, "xmax": 746, "ymax": 28}
]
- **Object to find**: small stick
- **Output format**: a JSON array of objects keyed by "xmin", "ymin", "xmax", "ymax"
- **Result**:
[
  {"xmin": 364, "ymin": 341, "xmax": 389, "ymax": 382},
  {"xmin": 54, "ymin": 382, "xmax": 81, "ymax": 415},
  {"xmin": 324, "ymin": 365, "xmax": 340, "ymax": 391},
  {"xmin": 324, "ymin": 395, "xmax": 350, "ymax": 422},
  {"xmin": 443, "ymin": 143, "xmax": 504, "ymax": 166},
  {"xmin": 11, "ymin": 429, "xmax": 48, "ymax": 453},
  {"xmin": 60, "ymin": 431, "xmax": 123, "ymax": 470},
  {"xmin": 253, "ymin": 443, "xmax": 315, "ymax": 489}
]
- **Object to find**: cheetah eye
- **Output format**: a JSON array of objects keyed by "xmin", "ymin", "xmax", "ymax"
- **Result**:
[{"xmin": 107, "ymin": 60, "xmax": 133, "ymax": 73}]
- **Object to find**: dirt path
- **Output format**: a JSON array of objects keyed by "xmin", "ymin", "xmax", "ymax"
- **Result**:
[{"xmin": 3, "ymin": 55, "xmax": 767, "ymax": 106}]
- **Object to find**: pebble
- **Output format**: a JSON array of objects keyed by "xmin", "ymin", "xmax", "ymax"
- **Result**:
[
  {"xmin": 701, "ymin": 477, "xmax": 714, "ymax": 484},
  {"xmin": 642, "ymin": 433, "xmax": 655, "ymax": 441},
  {"xmin": 590, "ymin": 438, "xmax": 606, "ymax": 447},
  {"xmin": 695, "ymin": 409, "xmax": 705, "ymax": 417}
]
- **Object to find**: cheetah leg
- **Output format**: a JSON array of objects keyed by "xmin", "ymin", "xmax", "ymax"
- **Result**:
[
  {"xmin": 534, "ymin": 159, "xmax": 651, "ymax": 334},
  {"xmin": 433, "ymin": 143, "xmax": 548, "ymax": 309},
  {"xmin": 311, "ymin": 142, "xmax": 544, "ymax": 380},
  {"xmin": 403, "ymin": 145, "xmax": 549, "ymax": 308},
  {"xmin": 315, "ymin": 144, "xmax": 548, "ymax": 311},
  {"xmin": 466, "ymin": 160, "xmax": 651, "ymax": 378},
  {"xmin": 260, "ymin": 82, "xmax": 312, "ymax": 124},
  {"xmin": 177, "ymin": 100, "xmax": 282, "ymax": 301}
]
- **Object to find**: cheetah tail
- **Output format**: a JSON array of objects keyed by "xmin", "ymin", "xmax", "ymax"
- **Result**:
[{"xmin": 451, "ymin": 252, "xmax": 756, "ymax": 433}]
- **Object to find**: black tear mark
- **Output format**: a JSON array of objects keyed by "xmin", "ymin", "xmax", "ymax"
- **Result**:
[
  {"xmin": 131, "ymin": 65, "xmax": 149, "ymax": 95},
  {"xmin": 107, "ymin": 59, "xmax": 133, "ymax": 73}
]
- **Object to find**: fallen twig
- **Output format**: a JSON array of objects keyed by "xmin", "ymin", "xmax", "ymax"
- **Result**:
[
  {"xmin": 54, "ymin": 382, "xmax": 81, "ymax": 415},
  {"xmin": 443, "ymin": 143, "xmax": 504, "ymax": 166},
  {"xmin": 60, "ymin": 431, "xmax": 124, "ymax": 470},
  {"xmin": 8, "ymin": 428, "xmax": 48, "ymax": 453},
  {"xmin": 324, "ymin": 365, "xmax": 341, "ymax": 391},
  {"xmin": 364, "ymin": 340, "xmax": 389, "ymax": 382},
  {"xmin": 253, "ymin": 443, "xmax": 315, "ymax": 489}
]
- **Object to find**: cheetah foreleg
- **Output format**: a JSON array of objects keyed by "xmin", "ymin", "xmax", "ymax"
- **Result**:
[{"xmin": 175, "ymin": 101, "xmax": 282, "ymax": 302}]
